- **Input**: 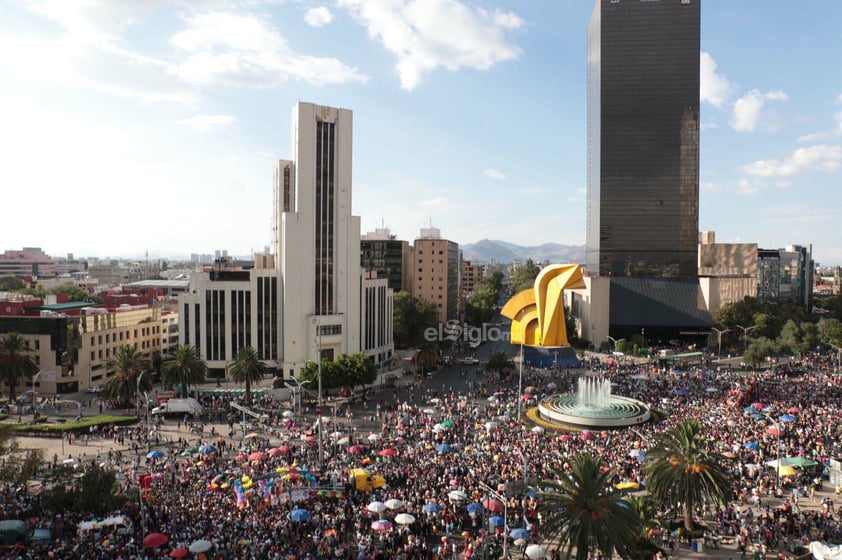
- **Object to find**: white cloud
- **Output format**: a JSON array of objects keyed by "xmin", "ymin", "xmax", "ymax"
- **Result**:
[
  {"xmin": 338, "ymin": 0, "xmax": 523, "ymax": 90},
  {"xmin": 740, "ymin": 144, "xmax": 842, "ymax": 178},
  {"xmin": 731, "ymin": 89, "xmax": 788, "ymax": 132},
  {"xmin": 305, "ymin": 6, "xmax": 333, "ymax": 27},
  {"xmin": 736, "ymin": 178, "xmax": 760, "ymax": 196},
  {"xmin": 483, "ymin": 168, "xmax": 505, "ymax": 180},
  {"xmin": 171, "ymin": 11, "xmax": 367, "ymax": 87},
  {"xmin": 178, "ymin": 114, "xmax": 235, "ymax": 132},
  {"xmin": 700, "ymin": 182, "xmax": 721, "ymax": 193},
  {"xmin": 419, "ymin": 196, "xmax": 450, "ymax": 208},
  {"xmin": 699, "ymin": 52, "xmax": 733, "ymax": 109}
]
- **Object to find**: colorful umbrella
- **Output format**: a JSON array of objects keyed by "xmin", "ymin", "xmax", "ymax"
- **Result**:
[
  {"xmin": 371, "ymin": 519, "xmax": 392, "ymax": 531},
  {"xmin": 143, "ymin": 533, "xmax": 169, "ymax": 548}
]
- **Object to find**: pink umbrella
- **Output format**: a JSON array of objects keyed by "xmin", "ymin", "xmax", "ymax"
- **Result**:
[
  {"xmin": 248, "ymin": 451, "xmax": 269, "ymax": 462},
  {"xmin": 278, "ymin": 445, "xmax": 290, "ymax": 454},
  {"xmin": 268, "ymin": 448, "xmax": 283, "ymax": 457},
  {"xmin": 349, "ymin": 445, "xmax": 364, "ymax": 454},
  {"xmin": 767, "ymin": 426, "xmax": 779, "ymax": 436},
  {"xmin": 378, "ymin": 448, "xmax": 397, "ymax": 457},
  {"xmin": 371, "ymin": 519, "xmax": 393, "ymax": 531}
]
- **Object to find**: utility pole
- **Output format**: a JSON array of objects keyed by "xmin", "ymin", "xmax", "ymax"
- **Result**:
[{"xmin": 316, "ymin": 319, "xmax": 324, "ymax": 469}]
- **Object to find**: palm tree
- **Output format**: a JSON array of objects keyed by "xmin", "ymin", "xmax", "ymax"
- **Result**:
[
  {"xmin": 161, "ymin": 344, "xmax": 207, "ymax": 397},
  {"xmin": 643, "ymin": 418, "xmax": 733, "ymax": 532},
  {"xmin": 0, "ymin": 332, "xmax": 38, "ymax": 401},
  {"xmin": 103, "ymin": 345, "xmax": 152, "ymax": 406},
  {"xmin": 539, "ymin": 453, "xmax": 641, "ymax": 560},
  {"xmin": 228, "ymin": 347, "xmax": 267, "ymax": 405}
]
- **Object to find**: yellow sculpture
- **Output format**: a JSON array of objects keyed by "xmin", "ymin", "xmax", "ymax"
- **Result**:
[{"xmin": 501, "ymin": 264, "xmax": 585, "ymax": 348}]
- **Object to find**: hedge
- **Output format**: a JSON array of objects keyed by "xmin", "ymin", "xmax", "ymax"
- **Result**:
[{"xmin": 11, "ymin": 415, "xmax": 139, "ymax": 437}]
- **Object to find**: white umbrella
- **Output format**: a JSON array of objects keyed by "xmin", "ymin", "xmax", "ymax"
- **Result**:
[
  {"xmin": 282, "ymin": 410, "xmax": 295, "ymax": 418},
  {"xmin": 429, "ymin": 398, "xmax": 441, "ymax": 404},
  {"xmin": 432, "ymin": 423, "xmax": 446, "ymax": 432},
  {"xmin": 484, "ymin": 421, "xmax": 498, "ymax": 431},
  {"xmin": 367, "ymin": 433, "xmax": 382, "ymax": 442},
  {"xmin": 385, "ymin": 498, "xmax": 404, "ymax": 510},
  {"xmin": 531, "ymin": 425, "xmax": 545, "ymax": 434},
  {"xmin": 525, "ymin": 544, "xmax": 547, "ymax": 559},
  {"xmin": 394, "ymin": 513, "xmax": 416, "ymax": 525},
  {"xmin": 448, "ymin": 490, "xmax": 468, "ymax": 502},
  {"xmin": 367, "ymin": 501, "xmax": 387, "ymax": 513},
  {"xmin": 189, "ymin": 540, "xmax": 213, "ymax": 554}
]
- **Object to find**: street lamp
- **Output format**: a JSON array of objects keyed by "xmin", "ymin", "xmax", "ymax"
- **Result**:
[
  {"xmin": 517, "ymin": 309, "xmax": 524, "ymax": 422},
  {"xmin": 735, "ymin": 325, "xmax": 757, "ymax": 353},
  {"xmin": 137, "ymin": 371, "xmax": 150, "ymax": 452},
  {"xmin": 477, "ymin": 480, "xmax": 509, "ymax": 559},
  {"xmin": 711, "ymin": 328, "xmax": 732, "ymax": 359},
  {"xmin": 32, "ymin": 370, "xmax": 44, "ymax": 419},
  {"xmin": 316, "ymin": 319, "xmax": 324, "ymax": 469},
  {"xmin": 607, "ymin": 336, "xmax": 624, "ymax": 354}
]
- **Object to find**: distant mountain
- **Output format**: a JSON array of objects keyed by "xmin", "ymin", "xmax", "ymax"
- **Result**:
[{"xmin": 461, "ymin": 240, "xmax": 586, "ymax": 265}]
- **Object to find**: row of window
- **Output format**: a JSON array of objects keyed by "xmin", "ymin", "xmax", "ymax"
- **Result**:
[{"xmin": 89, "ymin": 326, "xmax": 159, "ymax": 347}]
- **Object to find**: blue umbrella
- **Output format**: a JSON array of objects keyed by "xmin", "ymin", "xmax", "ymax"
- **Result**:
[
  {"xmin": 762, "ymin": 406, "xmax": 776, "ymax": 413},
  {"xmin": 435, "ymin": 444, "xmax": 453, "ymax": 454},
  {"xmin": 488, "ymin": 516, "xmax": 505, "ymax": 527},
  {"xmin": 422, "ymin": 503, "xmax": 442, "ymax": 514},
  {"xmin": 745, "ymin": 441, "xmax": 760, "ymax": 450},
  {"xmin": 466, "ymin": 502, "xmax": 483, "ymax": 515},
  {"xmin": 198, "ymin": 445, "xmax": 216, "ymax": 455},
  {"xmin": 743, "ymin": 406, "xmax": 759, "ymax": 413},
  {"xmin": 750, "ymin": 413, "xmax": 764, "ymax": 420},
  {"xmin": 510, "ymin": 528, "xmax": 531, "ymax": 540},
  {"xmin": 146, "ymin": 450, "xmax": 164, "ymax": 459},
  {"xmin": 289, "ymin": 508, "xmax": 310, "ymax": 522},
  {"xmin": 779, "ymin": 414, "xmax": 796, "ymax": 423}
]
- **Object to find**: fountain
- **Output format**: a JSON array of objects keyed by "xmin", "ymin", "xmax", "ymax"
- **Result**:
[{"xmin": 537, "ymin": 376, "xmax": 650, "ymax": 428}]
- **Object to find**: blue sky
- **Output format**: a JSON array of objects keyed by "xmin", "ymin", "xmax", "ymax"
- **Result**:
[{"xmin": 1, "ymin": 1, "xmax": 841, "ymax": 265}]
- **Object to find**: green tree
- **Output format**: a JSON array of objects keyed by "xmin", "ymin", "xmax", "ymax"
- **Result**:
[
  {"xmin": 0, "ymin": 276, "xmax": 25, "ymax": 291},
  {"xmin": 743, "ymin": 337, "xmax": 779, "ymax": 369},
  {"xmin": 298, "ymin": 359, "xmax": 342, "ymax": 392},
  {"xmin": 0, "ymin": 332, "xmax": 39, "ymax": 401},
  {"xmin": 539, "ymin": 453, "xmax": 641, "ymax": 560},
  {"xmin": 103, "ymin": 345, "xmax": 151, "ymax": 406},
  {"xmin": 752, "ymin": 313, "xmax": 775, "ymax": 340},
  {"xmin": 48, "ymin": 284, "xmax": 99, "ymax": 303},
  {"xmin": 799, "ymin": 321, "xmax": 818, "ymax": 354},
  {"xmin": 336, "ymin": 353, "xmax": 377, "ymax": 391},
  {"xmin": 643, "ymin": 419, "xmax": 733, "ymax": 532},
  {"xmin": 485, "ymin": 352, "xmax": 514, "ymax": 374},
  {"xmin": 510, "ymin": 259, "xmax": 541, "ymax": 293},
  {"xmin": 42, "ymin": 464, "xmax": 125, "ymax": 517},
  {"xmin": 466, "ymin": 282, "xmax": 498, "ymax": 326},
  {"xmin": 161, "ymin": 344, "xmax": 207, "ymax": 397},
  {"xmin": 16, "ymin": 285, "xmax": 46, "ymax": 299},
  {"xmin": 228, "ymin": 346, "xmax": 267, "ymax": 405},
  {"xmin": 150, "ymin": 350, "xmax": 165, "ymax": 382},
  {"xmin": 777, "ymin": 319, "xmax": 802, "ymax": 355},
  {"xmin": 818, "ymin": 318, "xmax": 842, "ymax": 347},
  {"xmin": 415, "ymin": 344, "xmax": 440, "ymax": 374},
  {"xmin": 393, "ymin": 291, "xmax": 439, "ymax": 348}
]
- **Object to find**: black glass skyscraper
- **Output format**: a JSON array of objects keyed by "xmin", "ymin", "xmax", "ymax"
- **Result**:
[{"xmin": 586, "ymin": 0, "xmax": 700, "ymax": 278}]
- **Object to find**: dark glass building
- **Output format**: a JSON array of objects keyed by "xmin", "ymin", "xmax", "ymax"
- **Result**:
[
  {"xmin": 586, "ymin": 0, "xmax": 700, "ymax": 278},
  {"xmin": 360, "ymin": 235, "xmax": 407, "ymax": 294}
]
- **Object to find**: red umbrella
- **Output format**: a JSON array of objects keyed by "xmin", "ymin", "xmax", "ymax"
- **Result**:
[
  {"xmin": 349, "ymin": 445, "xmax": 364, "ymax": 454},
  {"xmin": 559, "ymin": 434, "xmax": 572, "ymax": 442},
  {"xmin": 144, "ymin": 533, "xmax": 169, "ymax": 548},
  {"xmin": 378, "ymin": 448, "xmax": 397, "ymax": 457},
  {"xmin": 788, "ymin": 407, "xmax": 800, "ymax": 414},
  {"xmin": 249, "ymin": 451, "xmax": 269, "ymax": 462},
  {"xmin": 235, "ymin": 454, "xmax": 247, "ymax": 461},
  {"xmin": 169, "ymin": 548, "xmax": 189, "ymax": 558},
  {"xmin": 767, "ymin": 426, "xmax": 779, "ymax": 436},
  {"xmin": 751, "ymin": 402, "xmax": 763, "ymax": 409},
  {"xmin": 268, "ymin": 448, "xmax": 283, "ymax": 457},
  {"xmin": 482, "ymin": 498, "xmax": 504, "ymax": 513}
]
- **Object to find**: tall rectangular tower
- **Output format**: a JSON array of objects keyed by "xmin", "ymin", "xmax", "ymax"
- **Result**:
[
  {"xmin": 586, "ymin": 0, "xmax": 700, "ymax": 278},
  {"xmin": 276, "ymin": 102, "xmax": 361, "ymax": 377}
]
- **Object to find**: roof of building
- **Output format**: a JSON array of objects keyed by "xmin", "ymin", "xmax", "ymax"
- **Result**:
[
  {"xmin": 609, "ymin": 277, "xmax": 712, "ymax": 328},
  {"xmin": 39, "ymin": 302, "xmax": 96, "ymax": 311},
  {"xmin": 126, "ymin": 279, "xmax": 189, "ymax": 289}
]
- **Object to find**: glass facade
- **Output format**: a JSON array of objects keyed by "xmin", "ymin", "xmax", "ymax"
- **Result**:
[
  {"xmin": 360, "ymin": 239, "xmax": 405, "ymax": 293},
  {"xmin": 315, "ymin": 120, "xmax": 336, "ymax": 315},
  {"xmin": 586, "ymin": 0, "xmax": 700, "ymax": 278}
]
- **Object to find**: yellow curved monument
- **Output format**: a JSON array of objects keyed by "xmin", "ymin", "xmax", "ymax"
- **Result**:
[{"xmin": 501, "ymin": 264, "xmax": 585, "ymax": 348}]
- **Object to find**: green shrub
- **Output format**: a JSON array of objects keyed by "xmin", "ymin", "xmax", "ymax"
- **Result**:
[{"xmin": 11, "ymin": 415, "xmax": 138, "ymax": 436}]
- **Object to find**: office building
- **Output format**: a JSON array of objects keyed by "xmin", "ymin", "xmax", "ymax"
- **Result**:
[
  {"xmin": 461, "ymin": 259, "xmax": 485, "ymax": 297},
  {"xmin": 360, "ymin": 228, "xmax": 409, "ymax": 294},
  {"xmin": 586, "ymin": 0, "xmax": 700, "ymax": 278},
  {"xmin": 180, "ymin": 102, "xmax": 393, "ymax": 379},
  {"xmin": 408, "ymin": 227, "xmax": 460, "ymax": 324}
]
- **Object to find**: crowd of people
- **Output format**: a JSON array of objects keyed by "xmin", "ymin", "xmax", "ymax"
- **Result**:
[{"xmin": 2, "ymin": 350, "xmax": 842, "ymax": 559}]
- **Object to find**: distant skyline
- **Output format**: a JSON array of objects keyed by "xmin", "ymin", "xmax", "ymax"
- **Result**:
[{"xmin": 2, "ymin": 1, "xmax": 841, "ymax": 264}]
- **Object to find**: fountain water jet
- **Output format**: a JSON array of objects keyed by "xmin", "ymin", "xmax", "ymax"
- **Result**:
[{"xmin": 537, "ymin": 376, "xmax": 650, "ymax": 428}]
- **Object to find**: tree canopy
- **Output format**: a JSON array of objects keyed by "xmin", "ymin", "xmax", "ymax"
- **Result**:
[
  {"xmin": 228, "ymin": 346, "xmax": 268, "ymax": 405},
  {"xmin": 393, "ymin": 291, "xmax": 439, "ymax": 348},
  {"xmin": 510, "ymin": 259, "xmax": 541, "ymax": 293},
  {"xmin": 0, "ymin": 332, "xmax": 39, "ymax": 401},
  {"xmin": 162, "ymin": 344, "xmax": 207, "ymax": 397},
  {"xmin": 298, "ymin": 352, "xmax": 377, "ymax": 393}
]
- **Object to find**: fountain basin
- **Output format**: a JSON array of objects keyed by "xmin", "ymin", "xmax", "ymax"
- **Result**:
[{"xmin": 537, "ymin": 393, "xmax": 651, "ymax": 428}]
